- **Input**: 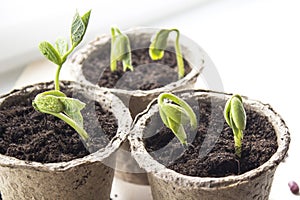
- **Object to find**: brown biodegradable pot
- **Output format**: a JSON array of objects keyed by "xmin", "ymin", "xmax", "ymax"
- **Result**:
[
  {"xmin": 0, "ymin": 81, "xmax": 132, "ymax": 200},
  {"xmin": 130, "ymin": 89, "xmax": 290, "ymax": 200},
  {"xmin": 68, "ymin": 27, "xmax": 209, "ymax": 185}
]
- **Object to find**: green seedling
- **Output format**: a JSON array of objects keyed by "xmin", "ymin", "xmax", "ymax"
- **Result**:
[
  {"xmin": 32, "ymin": 10, "xmax": 91, "ymax": 140},
  {"xmin": 149, "ymin": 29, "xmax": 184, "ymax": 79},
  {"xmin": 110, "ymin": 26, "xmax": 134, "ymax": 72},
  {"xmin": 158, "ymin": 93, "xmax": 197, "ymax": 146},
  {"xmin": 224, "ymin": 94, "xmax": 247, "ymax": 158}
]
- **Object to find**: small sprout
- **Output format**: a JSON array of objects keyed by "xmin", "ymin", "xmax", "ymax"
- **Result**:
[
  {"xmin": 149, "ymin": 29, "xmax": 184, "ymax": 79},
  {"xmin": 33, "ymin": 10, "xmax": 91, "ymax": 141},
  {"xmin": 110, "ymin": 26, "xmax": 134, "ymax": 72},
  {"xmin": 158, "ymin": 93, "xmax": 197, "ymax": 146},
  {"xmin": 39, "ymin": 10, "xmax": 91, "ymax": 91},
  {"xmin": 224, "ymin": 94, "xmax": 246, "ymax": 158},
  {"xmin": 288, "ymin": 181, "xmax": 299, "ymax": 194}
]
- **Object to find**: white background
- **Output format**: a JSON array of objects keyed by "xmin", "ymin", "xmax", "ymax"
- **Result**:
[{"xmin": 1, "ymin": 0, "xmax": 300, "ymax": 199}]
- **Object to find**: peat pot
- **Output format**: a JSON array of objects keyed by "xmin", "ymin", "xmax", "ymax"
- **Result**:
[
  {"xmin": 130, "ymin": 89, "xmax": 290, "ymax": 200},
  {"xmin": 0, "ymin": 81, "xmax": 132, "ymax": 200}
]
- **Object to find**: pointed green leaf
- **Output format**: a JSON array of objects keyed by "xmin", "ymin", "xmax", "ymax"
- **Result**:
[
  {"xmin": 81, "ymin": 10, "xmax": 91, "ymax": 28},
  {"xmin": 71, "ymin": 11, "xmax": 85, "ymax": 46},
  {"xmin": 55, "ymin": 38, "xmax": 69, "ymax": 57},
  {"xmin": 78, "ymin": 10, "xmax": 91, "ymax": 46},
  {"xmin": 39, "ymin": 41, "xmax": 62, "ymax": 65}
]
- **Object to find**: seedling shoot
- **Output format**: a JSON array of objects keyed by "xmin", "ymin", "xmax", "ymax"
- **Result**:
[
  {"xmin": 224, "ymin": 94, "xmax": 246, "ymax": 158},
  {"xmin": 32, "ymin": 10, "xmax": 91, "ymax": 140},
  {"xmin": 158, "ymin": 93, "xmax": 197, "ymax": 146},
  {"xmin": 110, "ymin": 26, "xmax": 134, "ymax": 72},
  {"xmin": 149, "ymin": 29, "xmax": 185, "ymax": 79}
]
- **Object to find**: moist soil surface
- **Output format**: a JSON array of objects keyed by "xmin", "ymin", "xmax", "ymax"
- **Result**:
[
  {"xmin": 82, "ymin": 47, "xmax": 191, "ymax": 90},
  {"xmin": 143, "ymin": 95, "xmax": 278, "ymax": 177},
  {"xmin": 0, "ymin": 82, "xmax": 117, "ymax": 163}
]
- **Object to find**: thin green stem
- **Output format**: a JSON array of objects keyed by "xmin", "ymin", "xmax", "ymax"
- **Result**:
[
  {"xmin": 55, "ymin": 64, "xmax": 62, "ymax": 91},
  {"xmin": 234, "ymin": 129, "xmax": 243, "ymax": 158},
  {"xmin": 55, "ymin": 45, "xmax": 75, "ymax": 91},
  {"xmin": 172, "ymin": 29, "xmax": 184, "ymax": 79},
  {"xmin": 110, "ymin": 27, "xmax": 117, "ymax": 71}
]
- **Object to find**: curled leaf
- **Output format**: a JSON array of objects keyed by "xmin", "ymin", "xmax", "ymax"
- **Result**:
[
  {"xmin": 158, "ymin": 93, "xmax": 197, "ymax": 145},
  {"xmin": 149, "ymin": 28, "xmax": 184, "ymax": 78},
  {"xmin": 160, "ymin": 103, "xmax": 190, "ymax": 125},
  {"xmin": 149, "ymin": 29, "xmax": 171, "ymax": 60},
  {"xmin": 110, "ymin": 26, "xmax": 133, "ymax": 72}
]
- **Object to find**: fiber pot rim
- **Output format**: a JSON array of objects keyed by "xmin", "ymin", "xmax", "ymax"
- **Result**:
[
  {"xmin": 130, "ymin": 89, "xmax": 290, "ymax": 189},
  {"xmin": 68, "ymin": 26, "xmax": 205, "ymax": 96},
  {"xmin": 0, "ymin": 81, "xmax": 132, "ymax": 172}
]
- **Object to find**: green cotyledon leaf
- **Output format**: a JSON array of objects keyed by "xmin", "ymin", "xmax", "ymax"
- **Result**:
[
  {"xmin": 32, "ymin": 93, "xmax": 64, "ymax": 113},
  {"xmin": 39, "ymin": 41, "xmax": 62, "ymax": 66}
]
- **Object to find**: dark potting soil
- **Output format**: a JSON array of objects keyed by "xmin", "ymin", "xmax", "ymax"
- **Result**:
[
  {"xmin": 82, "ymin": 47, "xmax": 191, "ymax": 91},
  {"xmin": 0, "ymin": 82, "xmax": 117, "ymax": 163},
  {"xmin": 143, "ymin": 95, "xmax": 278, "ymax": 177}
]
